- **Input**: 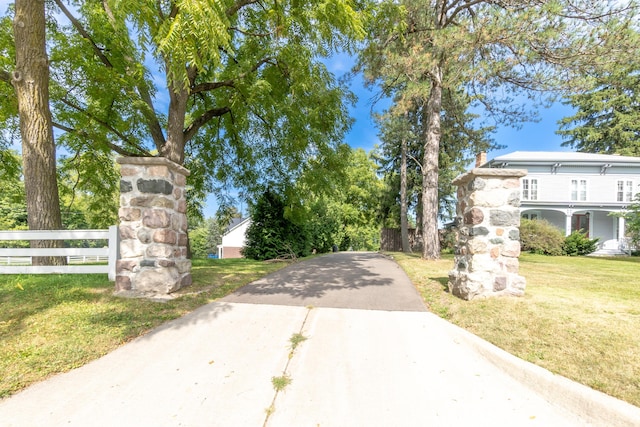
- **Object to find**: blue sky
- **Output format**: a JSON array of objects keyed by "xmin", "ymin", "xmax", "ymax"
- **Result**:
[
  {"xmin": 335, "ymin": 67, "xmax": 576, "ymax": 159},
  {"xmin": 325, "ymin": 51, "xmax": 576, "ymax": 160}
]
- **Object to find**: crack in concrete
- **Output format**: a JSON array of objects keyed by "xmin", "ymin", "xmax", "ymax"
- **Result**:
[{"xmin": 262, "ymin": 306, "xmax": 313, "ymax": 427}]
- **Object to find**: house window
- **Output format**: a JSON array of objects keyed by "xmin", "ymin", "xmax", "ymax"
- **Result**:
[
  {"xmin": 522, "ymin": 178, "xmax": 538, "ymax": 201},
  {"xmin": 571, "ymin": 179, "xmax": 587, "ymax": 201},
  {"xmin": 522, "ymin": 211, "xmax": 540, "ymax": 220},
  {"xmin": 617, "ymin": 180, "xmax": 634, "ymax": 202}
]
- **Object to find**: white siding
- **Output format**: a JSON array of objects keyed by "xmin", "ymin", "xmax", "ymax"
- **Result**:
[
  {"xmin": 222, "ymin": 220, "xmax": 250, "ymax": 247},
  {"xmin": 592, "ymin": 212, "xmax": 616, "ymax": 242},
  {"xmin": 523, "ymin": 173, "xmax": 638, "ymax": 204}
]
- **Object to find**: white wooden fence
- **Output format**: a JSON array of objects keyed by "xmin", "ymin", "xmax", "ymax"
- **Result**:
[{"xmin": 0, "ymin": 226, "xmax": 119, "ymax": 281}]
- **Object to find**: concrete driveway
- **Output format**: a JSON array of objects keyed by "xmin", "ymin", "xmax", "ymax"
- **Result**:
[{"xmin": 1, "ymin": 252, "xmax": 639, "ymax": 426}]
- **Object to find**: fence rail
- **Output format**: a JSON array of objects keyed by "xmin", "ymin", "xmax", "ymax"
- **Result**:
[
  {"xmin": 0, "ymin": 226, "xmax": 119, "ymax": 281},
  {"xmin": 620, "ymin": 237, "xmax": 637, "ymax": 255}
]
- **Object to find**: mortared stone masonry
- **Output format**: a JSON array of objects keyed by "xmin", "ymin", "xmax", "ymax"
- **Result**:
[
  {"xmin": 115, "ymin": 157, "xmax": 191, "ymax": 296},
  {"xmin": 448, "ymin": 168, "xmax": 527, "ymax": 300}
]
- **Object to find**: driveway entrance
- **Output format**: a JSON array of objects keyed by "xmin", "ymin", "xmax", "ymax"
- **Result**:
[{"xmin": 222, "ymin": 252, "xmax": 427, "ymax": 312}]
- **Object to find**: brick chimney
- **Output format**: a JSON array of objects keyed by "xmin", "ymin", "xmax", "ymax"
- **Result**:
[{"xmin": 475, "ymin": 152, "xmax": 487, "ymax": 167}]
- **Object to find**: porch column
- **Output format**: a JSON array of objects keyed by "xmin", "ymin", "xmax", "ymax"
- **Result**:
[
  {"xmin": 565, "ymin": 210, "xmax": 572, "ymax": 236},
  {"xmin": 618, "ymin": 216, "xmax": 626, "ymax": 241}
]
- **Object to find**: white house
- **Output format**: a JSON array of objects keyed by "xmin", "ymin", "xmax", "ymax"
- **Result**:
[
  {"xmin": 480, "ymin": 151, "xmax": 640, "ymax": 254},
  {"xmin": 217, "ymin": 218, "xmax": 251, "ymax": 259}
]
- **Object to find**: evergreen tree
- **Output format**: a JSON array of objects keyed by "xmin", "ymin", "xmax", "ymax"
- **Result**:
[
  {"xmin": 242, "ymin": 190, "xmax": 309, "ymax": 260},
  {"xmin": 558, "ymin": 39, "xmax": 640, "ymax": 156}
]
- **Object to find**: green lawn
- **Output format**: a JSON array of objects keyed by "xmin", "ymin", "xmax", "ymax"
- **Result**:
[
  {"xmin": 3, "ymin": 253, "xmax": 639, "ymax": 408},
  {"xmin": 393, "ymin": 252, "xmax": 640, "ymax": 408},
  {"xmin": 0, "ymin": 258, "xmax": 287, "ymax": 398}
]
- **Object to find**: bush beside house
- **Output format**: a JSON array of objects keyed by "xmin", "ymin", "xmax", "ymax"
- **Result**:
[{"xmin": 520, "ymin": 218, "xmax": 598, "ymax": 256}]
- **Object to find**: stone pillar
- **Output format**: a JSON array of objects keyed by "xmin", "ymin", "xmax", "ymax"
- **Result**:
[
  {"xmin": 448, "ymin": 168, "xmax": 527, "ymax": 300},
  {"xmin": 115, "ymin": 157, "xmax": 192, "ymax": 296}
]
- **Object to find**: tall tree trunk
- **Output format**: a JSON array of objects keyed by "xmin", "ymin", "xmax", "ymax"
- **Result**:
[
  {"xmin": 162, "ymin": 81, "xmax": 188, "ymax": 164},
  {"xmin": 400, "ymin": 118, "xmax": 411, "ymax": 253},
  {"xmin": 421, "ymin": 66, "xmax": 443, "ymax": 260},
  {"xmin": 13, "ymin": 0, "xmax": 64, "ymax": 266},
  {"xmin": 415, "ymin": 192, "xmax": 422, "ymax": 240}
]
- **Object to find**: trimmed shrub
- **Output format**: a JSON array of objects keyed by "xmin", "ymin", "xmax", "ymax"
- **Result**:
[
  {"xmin": 563, "ymin": 231, "xmax": 599, "ymax": 256},
  {"xmin": 519, "ymin": 218, "xmax": 565, "ymax": 256}
]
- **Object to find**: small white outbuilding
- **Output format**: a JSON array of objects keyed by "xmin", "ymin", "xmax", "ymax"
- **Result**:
[{"xmin": 217, "ymin": 218, "xmax": 251, "ymax": 259}]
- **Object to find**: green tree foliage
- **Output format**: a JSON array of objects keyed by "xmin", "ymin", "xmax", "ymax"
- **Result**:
[
  {"xmin": 558, "ymin": 36, "xmax": 640, "ymax": 156},
  {"xmin": 614, "ymin": 193, "xmax": 640, "ymax": 249},
  {"xmin": 57, "ymin": 153, "xmax": 119, "ymax": 229},
  {"xmin": 0, "ymin": 151, "xmax": 118, "ymax": 232},
  {"xmin": 333, "ymin": 149, "xmax": 384, "ymax": 250},
  {"xmin": 359, "ymin": 0, "xmax": 639, "ymax": 259},
  {"xmin": 189, "ymin": 217, "xmax": 226, "ymax": 259},
  {"xmin": 0, "ymin": 151, "xmax": 26, "ymax": 231},
  {"xmin": 563, "ymin": 231, "xmax": 599, "ymax": 256},
  {"xmin": 375, "ymin": 90, "xmax": 497, "ymax": 227},
  {"xmin": 242, "ymin": 190, "xmax": 309, "ymax": 260},
  {"xmin": 243, "ymin": 148, "xmax": 384, "ymax": 257},
  {"xmin": 0, "ymin": 1, "xmax": 368, "ymax": 219},
  {"xmin": 297, "ymin": 148, "xmax": 384, "ymax": 251},
  {"xmin": 304, "ymin": 200, "xmax": 341, "ymax": 254},
  {"xmin": 520, "ymin": 218, "xmax": 565, "ymax": 256}
]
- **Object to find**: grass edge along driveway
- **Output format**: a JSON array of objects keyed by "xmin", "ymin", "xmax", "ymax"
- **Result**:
[
  {"xmin": 393, "ymin": 251, "xmax": 640, "ymax": 408},
  {"xmin": 0, "ymin": 258, "xmax": 288, "ymax": 398},
  {"xmin": 2, "ymin": 253, "xmax": 639, "ymax": 409}
]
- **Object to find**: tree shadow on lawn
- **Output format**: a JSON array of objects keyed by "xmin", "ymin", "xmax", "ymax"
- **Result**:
[
  {"xmin": 230, "ymin": 252, "xmax": 393, "ymax": 299},
  {"xmin": 430, "ymin": 276, "xmax": 450, "ymax": 293},
  {"xmin": 0, "ymin": 274, "xmax": 111, "ymax": 338}
]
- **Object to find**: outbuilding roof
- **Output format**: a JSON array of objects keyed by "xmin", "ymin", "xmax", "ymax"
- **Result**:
[{"xmin": 224, "ymin": 217, "xmax": 250, "ymax": 235}]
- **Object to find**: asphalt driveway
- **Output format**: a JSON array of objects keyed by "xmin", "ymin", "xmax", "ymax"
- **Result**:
[{"xmin": 222, "ymin": 251, "xmax": 427, "ymax": 311}]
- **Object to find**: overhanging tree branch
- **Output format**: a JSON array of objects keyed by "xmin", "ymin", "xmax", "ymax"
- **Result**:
[
  {"xmin": 191, "ymin": 57, "xmax": 276, "ymax": 94},
  {"xmin": 53, "ymin": 121, "xmax": 142, "ymax": 157},
  {"xmin": 226, "ymin": 0, "xmax": 261, "ymax": 17},
  {"xmin": 192, "ymin": 57, "xmax": 276, "ymax": 94},
  {"xmin": 192, "ymin": 80, "xmax": 236, "ymax": 93},
  {"xmin": 53, "ymin": 0, "xmax": 113, "ymax": 68},
  {"xmin": 183, "ymin": 106, "xmax": 231, "ymax": 142},
  {"xmin": 444, "ymin": 0, "xmax": 486, "ymax": 27},
  {"xmin": 60, "ymin": 97, "xmax": 151, "ymax": 156},
  {"xmin": 56, "ymin": 0, "xmax": 166, "ymax": 152},
  {"xmin": 229, "ymin": 26, "xmax": 273, "ymax": 37}
]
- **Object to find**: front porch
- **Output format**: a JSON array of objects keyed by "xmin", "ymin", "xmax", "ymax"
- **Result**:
[{"xmin": 521, "ymin": 207, "xmax": 630, "ymax": 255}]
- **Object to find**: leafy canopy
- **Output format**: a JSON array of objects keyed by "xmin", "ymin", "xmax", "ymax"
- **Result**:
[{"xmin": 0, "ymin": 0, "xmax": 369, "ymax": 217}]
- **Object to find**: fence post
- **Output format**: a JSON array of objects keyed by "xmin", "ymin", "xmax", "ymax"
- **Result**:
[{"xmin": 108, "ymin": 225, "xmax": 119, "ymax": 281}]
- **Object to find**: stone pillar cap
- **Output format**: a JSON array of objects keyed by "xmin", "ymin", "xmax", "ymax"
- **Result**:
[
  {"xmin": 453, "ymin": 168, "xmax": 527, "ymax": 185},
  {"xmin": 117, "ymin": 156, "xmax": 190, "ymax": 177}
]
